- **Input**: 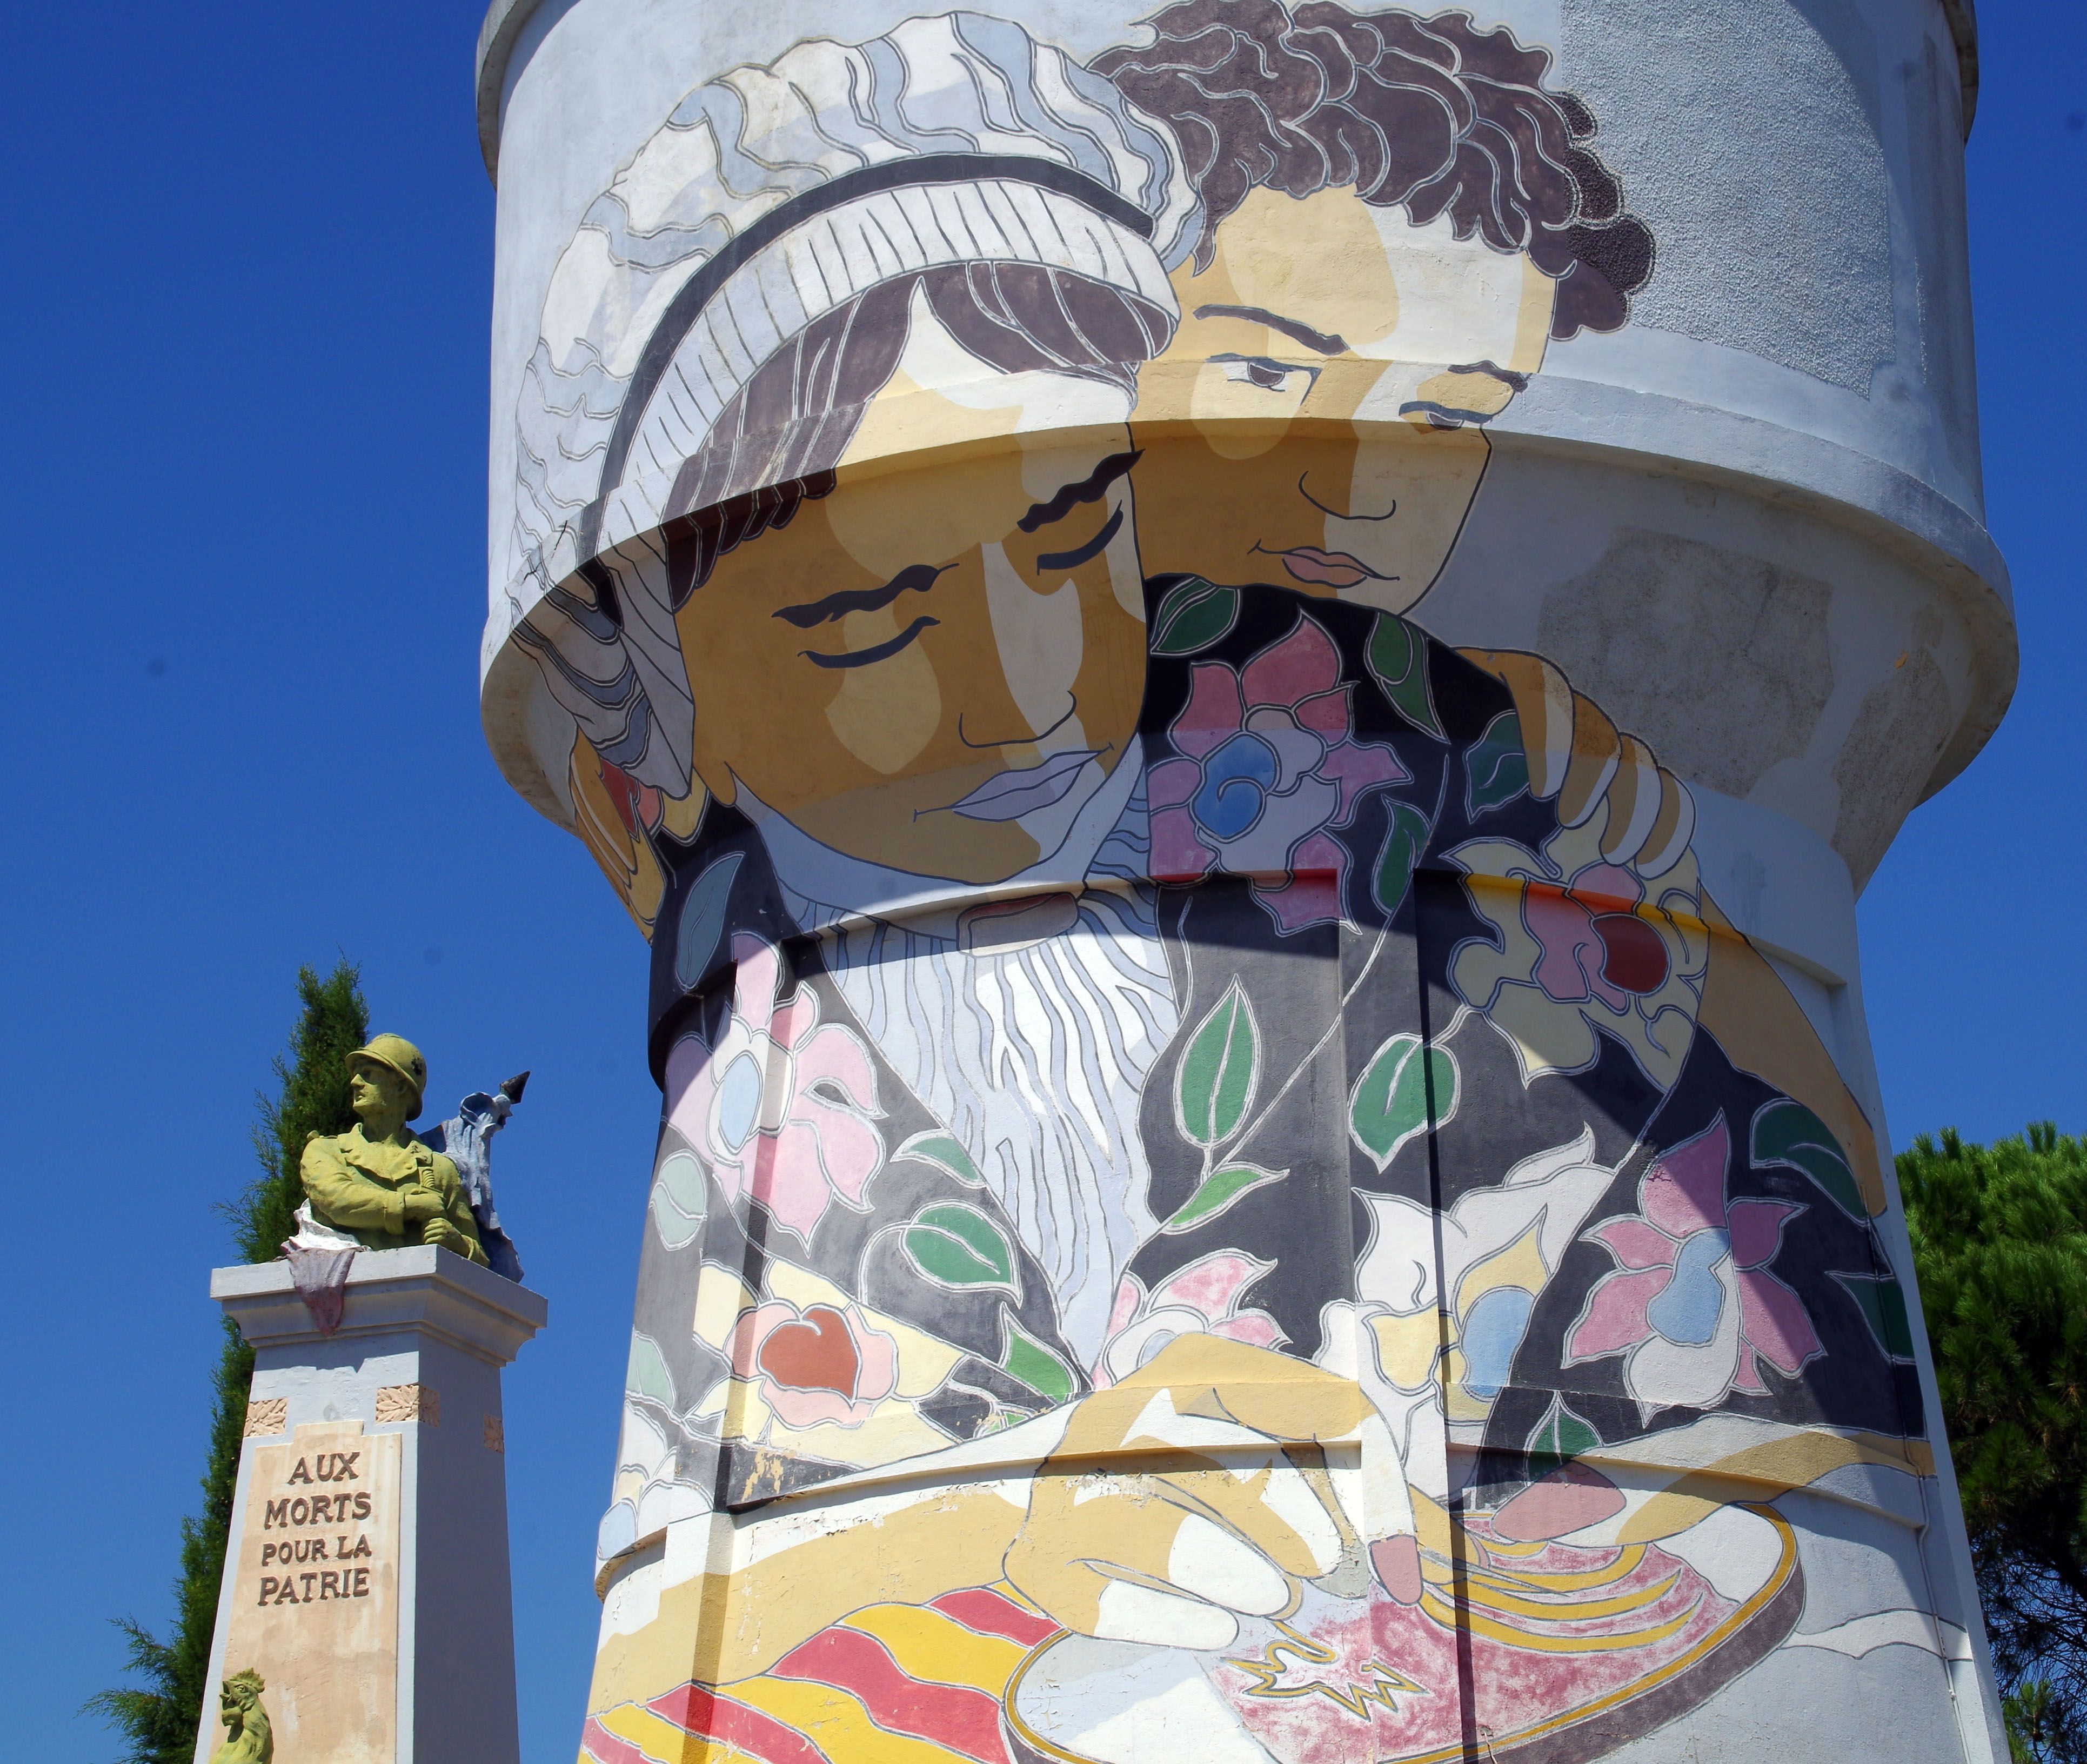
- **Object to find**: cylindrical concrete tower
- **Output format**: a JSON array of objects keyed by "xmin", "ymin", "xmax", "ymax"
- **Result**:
[{"xmin": 476, "ymin": 2, "xmax": 2012, "ymax": 1758}]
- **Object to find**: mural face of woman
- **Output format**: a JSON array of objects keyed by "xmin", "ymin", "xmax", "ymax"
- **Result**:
[
  {"xmin": 678, "ymin": 300, "xmax": 1150, "ymax": 887},
  {"xmin": 1133, "ymin": 184, "xmax": 1557, "ymax": 609}
]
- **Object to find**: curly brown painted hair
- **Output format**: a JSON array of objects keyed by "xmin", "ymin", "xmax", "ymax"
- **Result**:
[{"xmin": 1093, "ymin": 0, "xmax": 1654, "ymax": 338}]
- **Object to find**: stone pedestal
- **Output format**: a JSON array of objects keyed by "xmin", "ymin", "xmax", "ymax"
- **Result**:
[{"xmin": 195, "ymin": 1246, "xmax": 546, "ymax": 1764}]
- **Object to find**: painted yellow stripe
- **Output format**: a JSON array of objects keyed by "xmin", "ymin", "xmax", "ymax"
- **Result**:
[
  {"xmin": 726, "ymin": 1675, "xmax": 972, "ymax": 1763},
  {"xmin": 1477, "ymin": 1536, "xmax": 1553, "ymax": 1559},
  {"xmin": 1460, "ymin": 1543, "xmax": 1650, "ymax": 1595},
  {"xmin": 1422, "ymin": 1547, "xmax": 1635, "ymax": 1596},
  {"xmin": 594, "ymin": 1703, "xmax": 705, "ymax": 1763},
  {"xmin": 1462, "ymin": 1569, "xmax": 1681, "ymax": 1622},
  {"xmin": 1418, "ymin": 1587, "xmax": 1698, "ymax": 1654},
  {"xmin": 838, "ymin": 1602, "xmax": 1028, "ymax": 1694}
]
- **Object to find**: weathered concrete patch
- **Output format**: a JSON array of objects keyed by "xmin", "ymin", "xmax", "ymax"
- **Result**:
[
  {"xmin": 1535, "ymin": 530, "xmax": 1834, "ymax": 799},
  {"xmin": 1833, "ymin": 647, "xmax": 1953, "ymax": 886}
]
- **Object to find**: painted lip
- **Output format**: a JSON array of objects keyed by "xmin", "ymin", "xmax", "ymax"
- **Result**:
[
  {"xmin": 1274, "ymin": 546, "xmax": 1394, "ymax": 590},
  {"xmin": 937, "ymin": 748, "xmax": 1105, "ymax": 823}
]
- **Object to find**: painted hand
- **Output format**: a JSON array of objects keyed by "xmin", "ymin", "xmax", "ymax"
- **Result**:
[
  {"xmin": 1457, "ymin": 647, "xmax": 1695, "ymax": 877},
  {"xmin": 1004, "ymin": 1334, "xmax": 1416, "ymax": 1652}
]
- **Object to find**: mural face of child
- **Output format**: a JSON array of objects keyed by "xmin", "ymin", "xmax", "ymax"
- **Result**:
[
  {"xmin": 676, "ymin": 303, "xmax": 1150, "ymax": 888},
  {"xmin": 1132, "ymin": 185, "xmax": 1556, "ymax": 609}
]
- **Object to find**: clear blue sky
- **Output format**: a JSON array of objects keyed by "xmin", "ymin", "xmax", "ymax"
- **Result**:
[{"xmin": 1, "ymin": 3, "xmax": 2079, "ymax": 1758}]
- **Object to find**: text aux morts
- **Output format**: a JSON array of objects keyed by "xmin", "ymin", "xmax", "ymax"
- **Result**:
[{"xmin": 256, "ymin": 1449, "xmax": 377, "ymax": 1606}]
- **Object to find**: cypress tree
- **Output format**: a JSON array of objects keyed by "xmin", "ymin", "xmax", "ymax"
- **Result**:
[
  {"xmin": 88, "ymin": 964, "xmax": 368, "ymax": 1763},
  {"xmin": 1901, "ymin": 1122, "xmax": 2087, "ymax": 1762}
]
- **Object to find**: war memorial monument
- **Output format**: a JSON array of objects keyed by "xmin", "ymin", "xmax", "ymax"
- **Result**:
[
  {"xmin": 196, "ymin": 1043, "xmax": 544, "ymax": 1760},
  {"xmin": 202, "ymin": 0, "xmax": 2016, "ymax": 1758}
]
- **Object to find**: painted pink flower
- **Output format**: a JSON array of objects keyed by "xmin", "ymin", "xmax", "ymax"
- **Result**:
[
  {"xmin": 1523, "ymin": 861, "xmax": 1673, "ymax": 1006},
  {"xmin": 664, "ymin": 934, "xmax": 883, "ymax": 1244},
  {"xmin": 725, "ymin": 1299, "xmax": 898, "ymax": 1429},
  {"xmin": 1148, "ymin": 616, "xmax": 1407, "ymax": 934},
  {"xmin": 1565, "ymin": 1115, "xmax": 1822, "ymax": 1409},
  {"xmin": 1094, "ymin": 1249, "xmax": 1287, "ymax": 1386}
]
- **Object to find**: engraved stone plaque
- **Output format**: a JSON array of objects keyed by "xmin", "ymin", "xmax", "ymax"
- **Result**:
[{"xmin": 208, "ymin": 1420, "xmax": 402, "ymax": 1761}]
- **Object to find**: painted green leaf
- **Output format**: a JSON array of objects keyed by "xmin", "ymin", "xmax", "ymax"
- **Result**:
[
  {"xmin": 675, "ymin": 850, "xmax": 745, "ymax": 992},
  {"xmin": 626, "ymin": 1333, "xmax": 676, "ymax": 1406},
  {"xmin": 1163, "ymin": 1162, "xmax": 1287, "ymax": 1234},
  {"xmin": 904, "ymin": 1203, "xmax": 1018, "ymax": 1293},
  {"xmin": 1374, "ymin": 799, "xmax": 1432, "ymax": 918},
  {"xmin": 1175, "ymin": 978, "xmax": 1259, "ymax": 1150},
  {"xmin": 1366, "ymin": 614, "xmax": 1443, "ymax": 738},
  {"xmin": 1527, "ymin": 1398, "xmax": 1600, "ymax": 1477},
  {"xmin": 1751, "ymin": 1098, "xmax": 1867, "ymax": 1219},
  {"xmin": 896, "ymin": 1130, "xmax": 987, "ymax": 1187},
  {"xmin": 1000, "ymin": 1317, "xmax": 1076, "ymax": 1404},
  {"xmin": 1150, "ymin": 578, "xmax": 1241, "ymax": 656},
  {"xmin": 1832, "ymin": 1271, "xmax": 1916, "ymax": 1361},
  {"xmin": 650, "ymin": 1149, "xmax": 710, "ymax": 1251},
  {"xmin": 1349, "ymin": 1033, "xmax": 1456, "ymax": 1172},
  {"xmin": 1464, "ymin": 710, "xmax": 1530, "ymax": 817}
]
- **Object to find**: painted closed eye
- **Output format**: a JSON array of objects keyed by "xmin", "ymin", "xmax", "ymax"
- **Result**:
[
  {"xmin": 1034, "ymin": 503, "xmax": 1123, "ymax": 575},
  {"xmin": 1400, "ymin": 365, "xmax": 1526, "ymax": 431},
  {"xmin": 1399, "ymin": 403, "xmax": 1478, "ymax": 431},
  {"xmin": 1209, "ymin": 353, "xmax": 1320, "ymax": 396},
  {"xmin": 1397, "ymin": 398, "xmax": 1502, "ymax": 431},
  {"xmin": 799, "ymin": 614, "xmax": 940, "ymax": 670}
]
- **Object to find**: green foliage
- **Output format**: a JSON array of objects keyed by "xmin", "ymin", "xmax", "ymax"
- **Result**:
[
  {"xmin": 1175, "ymin": 979, "xmax": 1259, "ymax": 1151},
  {"xmin": 2010, "ymin": 1679, "xmax": 2087, "ymax": 1762},
  {"xmin": 1349, "ymin": 1031, "xmax": 1456, "ymax": 1173},
  {"xmin": 86, "ymin": 964, "xmax": 367, "ymax": 1763},
  {"xmin": 1163, "ymin": 1161, "xmax": 1286, "ymax": 1234},
  {"xmin": 1902, "ymin": 1121, "xmax": 2087, "ymax": 1757},
  {"xmin": 904, "ymin": 1202, "xmax": 1018, "ymax": 1294},
  {"xmin": 235, "ymin": 964, "xmax": 371, "ymax": 1262}
]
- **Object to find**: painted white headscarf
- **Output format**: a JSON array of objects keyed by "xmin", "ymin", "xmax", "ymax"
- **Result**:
[{"xmin": 498, "ymin": 14, "xmax": 1198, "ymax": 796}]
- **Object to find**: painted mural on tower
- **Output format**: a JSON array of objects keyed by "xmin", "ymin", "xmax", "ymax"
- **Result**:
[{"xmin": 496, "ymin": 4, "xmax": 1960, "ymax": 1759}]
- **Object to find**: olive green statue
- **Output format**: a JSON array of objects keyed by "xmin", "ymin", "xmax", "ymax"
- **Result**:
[
  {"xmin": 209, "ymin": 1668, "xmax": 272, "ymax": 1763},
  {"xmin": 300, "ymin": 1034, "xmax": 488, "ymax": 1265}
]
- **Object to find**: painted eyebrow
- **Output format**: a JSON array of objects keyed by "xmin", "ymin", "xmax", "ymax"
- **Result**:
[
  {"xmin": 773, "ymin": 562, "xmax": 952, "ymax": 629},
  {"xmin": 1016, "ymin": 450, "xmax": 1141, "ymax": 534},
  {"xmin": 1447, "ymin": 359, "xmax": 1532, "ymax": 392},
  {"xmin": 1193, "ymin": 303, "xmax": 1347, "ymax": 356}
]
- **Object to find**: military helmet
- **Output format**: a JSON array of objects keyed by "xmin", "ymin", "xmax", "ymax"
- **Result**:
[{"xmin": 347, "ymin": 1033, "xmax": 428, "ymax": 1119}]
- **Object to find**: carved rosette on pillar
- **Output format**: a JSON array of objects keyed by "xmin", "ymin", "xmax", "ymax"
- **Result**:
[
  {"xmin": 195, "ymin": 1247, "xmax": 546, "ymax": 1763},
  {"xmin": 477, "ymin": 0, "xmax": 2011, "ymax": 1759}
]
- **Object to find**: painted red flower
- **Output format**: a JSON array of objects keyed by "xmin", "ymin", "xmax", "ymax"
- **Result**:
[
  {"xmin": 1524, "ymin": 861, "xmax": 1670, "ymax": 1006},
  {"xmin": 1448, "ymin": 818, "xmax": 1710, "ymax": 1093},
  {"xmin": 725, "ymin": 1299, "xmax": 899, "ymax": 1430}
]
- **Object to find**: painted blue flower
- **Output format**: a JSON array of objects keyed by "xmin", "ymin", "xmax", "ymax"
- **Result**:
[{"xmin": 1190, "ymin": 732, "xmax": 1279, "ymax": 840}]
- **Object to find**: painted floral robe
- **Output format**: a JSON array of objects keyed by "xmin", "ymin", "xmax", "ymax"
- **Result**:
[{"xmin": 600, "ymin": 577, "xmax": 1920, "ymax": 1555}]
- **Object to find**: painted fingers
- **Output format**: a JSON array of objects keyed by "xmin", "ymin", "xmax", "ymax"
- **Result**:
[
  {"xmin": 1456, "ymin": 647, "xmax": 1694, "ymax": 877},
  {"xmin": 1004, "ymin": 1336, "xmax": 1417, "ymax": 1649}
]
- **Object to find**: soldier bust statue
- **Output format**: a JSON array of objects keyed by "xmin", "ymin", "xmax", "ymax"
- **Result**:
[{"xmin": 299, "ymin": 1034, "xmax": 487, "ymax": 1265}]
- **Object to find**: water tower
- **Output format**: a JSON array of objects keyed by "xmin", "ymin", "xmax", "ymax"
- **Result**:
[{"xmin": 477, "ymin": 2, "xmax": 2010, "ymax": 1757}]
